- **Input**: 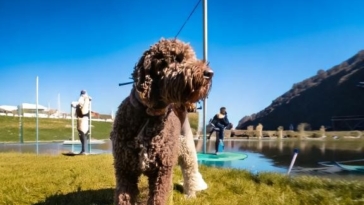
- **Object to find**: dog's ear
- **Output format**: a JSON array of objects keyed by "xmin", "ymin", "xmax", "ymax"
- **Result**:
[{"xmin": 131, "ymin": 53, "xmax": 153, "ymax": 107}]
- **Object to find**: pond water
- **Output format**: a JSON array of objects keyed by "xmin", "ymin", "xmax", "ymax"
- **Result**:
[
  {"xmin": 0, "ymin": 141, "xmax": 111, "ymax": 155},
  {"xmin": 195, "ymin": 139, "xmax": 364, "ymax": 180},
  {"xmin": 1, "ymin": 138, "xmax": 364, "ymax": 180}
]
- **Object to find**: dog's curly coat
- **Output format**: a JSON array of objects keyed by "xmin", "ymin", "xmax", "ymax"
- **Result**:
[{"xmin": 111, "ymin": 38, "xmax": 213, "ymax": 205}]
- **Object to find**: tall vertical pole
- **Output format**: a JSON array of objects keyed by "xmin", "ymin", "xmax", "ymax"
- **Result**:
[
  {"xmin": 71, "ymin": 104, "xmax": 75, "ymax": 153},
  {"xmin": 18, "ymin": 105, "xmax": 21, "ymax": 143},
  {"xmin": 36, "ymin": 76, "xmax": 39, "ymax": 155},
  {"xmin": 58, "ymin": 93, "xmax": 61, "ymax": 118},
  {"xmin": 88, "ymin": 101, "xmax": 92, "ymax": 154},
  {"xmin": 71, "ymin": 105, "xmax": 74, "ymax": 141},
  {"xmin": 202, "ymin": 0, "xmax": 208, "ymax": 154},
  {"xmin": 18, "ymin": 105, "xmax": 24, "ymax": 143}
]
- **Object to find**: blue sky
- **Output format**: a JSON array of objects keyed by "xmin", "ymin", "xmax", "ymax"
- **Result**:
[{"xmin": 1, "ymin": 0, "xmax": 364, "ymax": 128}]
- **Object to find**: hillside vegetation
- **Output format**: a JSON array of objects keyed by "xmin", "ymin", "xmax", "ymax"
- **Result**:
[{"xmin": 237, "ymin": 50, "xmax": 364, "ymax": 130}]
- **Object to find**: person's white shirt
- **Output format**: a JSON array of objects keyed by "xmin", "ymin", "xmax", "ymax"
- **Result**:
[{"xmin": 77, "ymin": 93, "xmax": 92, "ymax": 115}]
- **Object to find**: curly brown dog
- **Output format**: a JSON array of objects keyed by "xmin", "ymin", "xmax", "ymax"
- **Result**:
[{"xmin": 111, "ymin": 38, "xmax": 213, "ymax": 205}]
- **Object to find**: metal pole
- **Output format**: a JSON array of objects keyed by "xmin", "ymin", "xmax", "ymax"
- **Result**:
[
  {"xmin": 18, "ymin": 105, "xmax": 21, "ymax": 143},
  {"xmin": 18, "ymin": 105, "xmax": 23, "ymax": 143},
  {"xmin": 88, "ymin": 101, "xmax": 92, "ymax": 154},
  {"xmin": 21, "ymin": 106, "xmax": 23, "ymax": 143},
  {"xmin": 202, "ymin": 0, "xmax": 208, "ymax": 154},
  {"xmin": 36, "ymin": 76, "xmax": 39, "ymax": 154},
  {"xmin": 71, "ymin": 104, "xmax": 75, "ymax": 153},
  {"xmin": 71, "ymin": 105, "xmax": 74, "ymax": 141},
  {"xmin": 58, "ymin": 93, "xmax": 61, "ymax": 118}
]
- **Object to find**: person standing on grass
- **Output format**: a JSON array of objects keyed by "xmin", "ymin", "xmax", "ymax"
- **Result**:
[
  {"xmin": 72, "ymin": 90, "xmax": 92, "ymax": 155},
  {"xmin": 211, "ymin": 107, "xmax": 230, "ymax": 154}
]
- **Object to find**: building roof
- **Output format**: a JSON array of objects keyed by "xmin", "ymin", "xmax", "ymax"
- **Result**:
[
  {"xmin": 0, "ymin": 103, "xmax": 48, "ymax": 111},
  {"xmin": 0, "ymin": 105, "xmax": 18, "ymax": 112},
  {"xmin": 20, "ymin": 103, "xmax": 48, "ymax": 110}
]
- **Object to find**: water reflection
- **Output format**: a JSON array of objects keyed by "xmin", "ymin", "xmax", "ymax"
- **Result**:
[
  {"xmin": 0, "ymin": 140, "xmax": 112, "ymax": 155},
  {"xmin": 194, "ymin": 139, "xmax": 364, "ymax": 180},
  {"xmin": 219, "ymin": 139, "xmax": 364, "ymax": 168},
  {"xmin": 0, "ymin": 142, "xmax": 63, "ymax": 155}
]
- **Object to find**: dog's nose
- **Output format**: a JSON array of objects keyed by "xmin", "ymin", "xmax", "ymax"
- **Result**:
[{"xmin": 203, "ymin": 70, "xmax": 214, "ymax": 79}]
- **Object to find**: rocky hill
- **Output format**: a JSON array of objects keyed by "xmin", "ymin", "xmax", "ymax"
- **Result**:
[{"xmin": 236, "ymin": 50, "xmax": 364, "ymax": 131}]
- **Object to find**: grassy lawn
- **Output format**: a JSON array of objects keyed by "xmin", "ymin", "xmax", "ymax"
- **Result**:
[
  {"xmin": 188, "ymin": 112, "xmax": 199, "ymax": 134},
  {"xmin": 1, "ymin": 153, "xmax": 364, "ymax": 205},
  {"xmin": 0, "ymin": 116, "xmax": 113, "ymax": 142},
  {"xmin": 0, "ymin": 113, "xmax": 199, "ymax": 142}
]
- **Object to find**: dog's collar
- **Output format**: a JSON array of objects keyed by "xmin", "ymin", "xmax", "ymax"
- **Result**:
[
  {"xmin": 129, "ymin": 88, "xmax": 145, "ymax": 109},
  {"xmin": 146, "ymin": 107, "xmax": 167, "ymax": 116},
  {"xmin": 129, "ymin": 88, "xmax": 167, "ymax": 117}
]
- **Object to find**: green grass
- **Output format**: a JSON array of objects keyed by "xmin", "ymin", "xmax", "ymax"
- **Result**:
[
  {"xmin": 188, "ymin": 112, "xmax": 199, "ymax": 134},
  {"xmin": 0, "ymin": 114, "xmax": 200, "ymax": 142},
  {"xmin": 0, "ymin": 116, "xmax": 112, "ymax": 142},
  {"xmin": 1, "ymin": 153, "xmax": 364, "ymax": 205}
]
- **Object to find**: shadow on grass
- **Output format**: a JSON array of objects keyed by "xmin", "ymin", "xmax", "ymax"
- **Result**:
[
  {"xmin": 33, "ymin": 184, "xmax": 184, "ymax": 205},
  {"xmin": 173, "ymin": 183, "xmax": 184, "ymax": 194},
  {"xmin": 33, "ymin": 188, "xmax": 114, "ymax": 205}
]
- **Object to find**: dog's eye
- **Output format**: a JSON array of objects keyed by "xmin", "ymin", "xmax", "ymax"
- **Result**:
[
  {"xmin": 155, "ymin": 52, "xmax": 164, "ymax": 59},
  {"xmin": 175, "ymin": 53, "xmax": 184, "ymax": 63},
  {"xmin": 158, "ymin": 60, "xmax": 168, "ymax": 70},
  {"xmin": 151, "ymin": 59, "xmax": 168, "ymax": 76}
]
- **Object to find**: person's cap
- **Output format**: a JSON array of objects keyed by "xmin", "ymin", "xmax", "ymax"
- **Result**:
[
  {"xmin": 80, "ymin": 90, "xmax": 87, "ymax": 95},
  {"xmin": 220, "ymin": 107, "xmax": 226, "ymax": 110}
]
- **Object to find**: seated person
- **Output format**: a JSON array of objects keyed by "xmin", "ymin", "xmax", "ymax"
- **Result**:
[
  {"xmin": 211, "ymin": 107, "xmax": 230, "ymax": 154},
  {"xmin": 207, "ymin": 121, "xmax": 233, "ymax": 139}
]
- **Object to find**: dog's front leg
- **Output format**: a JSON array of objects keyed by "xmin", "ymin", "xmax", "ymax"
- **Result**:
[
  {"xmin": 113, "ymin": 147, "xmax": 140, "ymax": 205},
  {"xmin": 179, "ymin": 116, "xmax": 208, "ymax": 197},
  {"xmin": 114, "ymin": 173, "xmax": 140, "ymax": 205},
  {"xmin": 146, "ymin": 167, "xmax": 174, "ymax": 205}
]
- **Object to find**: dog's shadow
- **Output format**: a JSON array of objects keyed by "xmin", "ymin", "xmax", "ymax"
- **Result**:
[
  {"xmin": 33, "ymin": 188, "xmax": 114, "ymax": 205},
  {"xmin": 33, "ymin": 184, "xmax": 184, "ymax": 205}
]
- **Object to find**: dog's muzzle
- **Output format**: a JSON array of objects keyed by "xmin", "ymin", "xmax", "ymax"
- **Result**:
[{"xmin": 203, "ymin": 70, "xmax": 214, "ymax": 80}]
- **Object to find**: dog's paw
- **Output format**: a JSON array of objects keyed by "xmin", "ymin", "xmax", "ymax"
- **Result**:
[
  {"xmin": 194, "ymin": 172, "xmax": 208, "ymax": 191},
  {"xmin": 184, "ymin": 192, "xmax": 196, "ymax": 199}
]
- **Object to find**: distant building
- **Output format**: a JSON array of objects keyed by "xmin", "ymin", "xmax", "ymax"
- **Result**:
[
  {"xmin": 0, "ymin": 103, "xmax": 113, "ymax": 121},
  {"xmin": 0, "ymin": 103, "xmax": 49, "ymax": 117},
  {"xmin": 0, "ymin": 105, "xmax": 17, "ymax": 115}
]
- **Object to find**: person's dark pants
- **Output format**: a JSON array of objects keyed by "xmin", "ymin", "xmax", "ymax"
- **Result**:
[
  {"xmin": 215, "ymin": 123, "xmax": 225, "ymax": 152},
  {"xmin": 78, "ymin": 130, "xmax": 87, "ymax": 153}
]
